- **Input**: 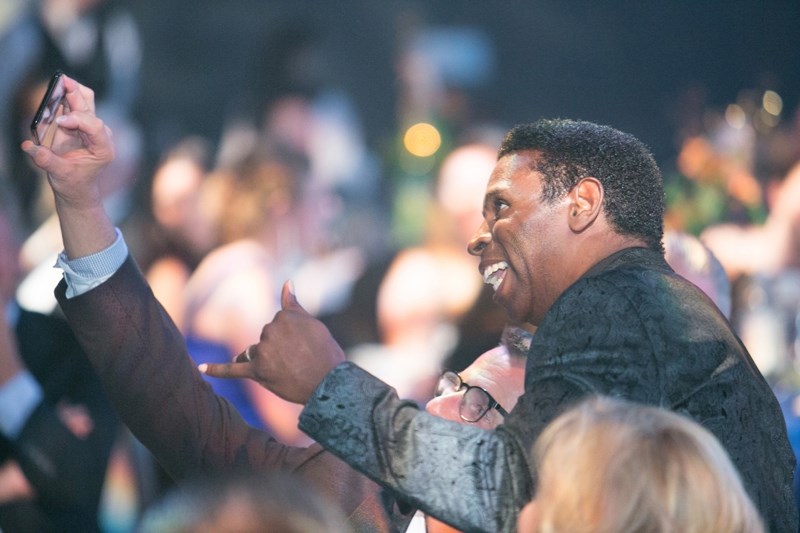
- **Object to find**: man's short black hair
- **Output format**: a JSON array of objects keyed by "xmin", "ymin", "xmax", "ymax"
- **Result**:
[{"xmin": 499, "ymin": 119, "xmax": 665, "ymax": 253}]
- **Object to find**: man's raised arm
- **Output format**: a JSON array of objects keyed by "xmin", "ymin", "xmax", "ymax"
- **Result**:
[{"xmin": 21, "ymin": 74, "xmax": 117, "ymax": 261}]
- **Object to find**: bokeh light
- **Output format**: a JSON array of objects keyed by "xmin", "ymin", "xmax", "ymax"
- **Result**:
[
  {"xmin": 403, "ymin": 122, "xmax": 442, "ymax": 157},
  {"xmin": 762, "ymin": 90, "xmax": 783, "ymax": 116},
  {"xmin": 725, "ymin": 104, "xmax": 746, "ymax": 129}
]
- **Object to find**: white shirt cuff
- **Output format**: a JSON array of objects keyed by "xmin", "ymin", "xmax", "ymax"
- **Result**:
[{"xmin": 55, "ymin": 228, "xmax": 128, "ymax": 298}]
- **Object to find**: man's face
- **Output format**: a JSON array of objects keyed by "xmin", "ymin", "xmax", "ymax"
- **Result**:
[
  {"xmin": 425, "ymin": 344, "xmax": 525, "ymax": 430},
  {"xmin": 468, "ymin": 151, "xmax": 571, "ymax": 325}
]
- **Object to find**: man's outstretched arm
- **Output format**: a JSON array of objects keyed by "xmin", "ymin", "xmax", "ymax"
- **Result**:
[
  {"xmin": 300, "ymin": 362, "xmax": 533, "ymax": 533},
  {"xmin": 202, "ymin": 281, "xmax": 533, "ymax": 532}
]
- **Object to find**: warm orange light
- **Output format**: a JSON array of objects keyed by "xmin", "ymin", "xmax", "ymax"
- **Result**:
[
  {"xmin": 724, "ymin": 104, "xmax": 746, "ymax": 129},
  {"xmin": 403, "ymin": 122, "xmax": 442, "ymax": 157},
  {"xmin": 762, "ymin": 90, "xmax": 783, "ymax": 116}
]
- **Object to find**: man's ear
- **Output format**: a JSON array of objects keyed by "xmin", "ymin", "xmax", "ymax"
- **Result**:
[{"xmin": 567, "ymin": 177, "xmax": 603, "ymax": 233}]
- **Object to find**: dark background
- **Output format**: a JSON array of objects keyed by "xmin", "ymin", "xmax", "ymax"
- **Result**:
[{"xmin": 123, "ymin": 0, "xmax": 800, "ymax": 172}]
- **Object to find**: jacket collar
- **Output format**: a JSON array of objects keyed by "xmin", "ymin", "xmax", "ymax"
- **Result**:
[{"xmin": 583, "ymin": 246, "xmax": 670, "ymax": 279}]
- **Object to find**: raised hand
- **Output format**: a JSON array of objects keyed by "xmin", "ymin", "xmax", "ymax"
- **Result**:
[
  {"xmin": 22, "ymin": 75, "xmax": 114, "ymax": 207},
  {"xmin": 200, "ymin": 281, "xmax": 345, "ymax": 405},
  {"xmin": 21, "ymin": 74, "xmax": 117, "ymax": 258}
]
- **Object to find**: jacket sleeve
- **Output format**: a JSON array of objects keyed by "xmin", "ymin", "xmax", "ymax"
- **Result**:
[
  {"xmin": 299, "ymin": 362, "xmax": 532, "ymax": 533},
  {"xmin": 54, "ymin": 255, "xmax": 415, "ymax": 532},
  {"xmin": 54, "ymin": 256, "xmax": 317, "ymax": 478},
  {"xmin": 294, "ymin": 273, "xmax": 662, "ymax": 532}
]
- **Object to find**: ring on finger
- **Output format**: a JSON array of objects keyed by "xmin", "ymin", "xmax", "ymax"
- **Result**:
[{"xmin": 236, "ymin": 346, "xmax": 253, "ymax": 363}]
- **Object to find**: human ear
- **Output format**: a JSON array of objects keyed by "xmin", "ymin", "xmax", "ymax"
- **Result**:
[{"xmin": 567, "ymin": 177, "xmax": 603, "ymax": 233}]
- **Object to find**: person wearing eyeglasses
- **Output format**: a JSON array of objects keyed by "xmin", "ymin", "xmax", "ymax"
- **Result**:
[
  {"xmin": 427, "ymin": 325, "xmax": 531, "ymax": 430},
  {"xmin": 415, "ymin": 325, "xmax": 530, "ymax": 533},
  {"xmin": 201, "ymin": 118, "xmax": 796, "ymax": 532},
  {"xmin": 431, "ymin": 368, "xmax": 510, "ymax": 426}
]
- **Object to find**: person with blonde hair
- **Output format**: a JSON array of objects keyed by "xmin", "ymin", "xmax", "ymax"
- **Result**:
[{"xmin": 517, "ymin": 396, "xmax": 765, "ymax": 533}]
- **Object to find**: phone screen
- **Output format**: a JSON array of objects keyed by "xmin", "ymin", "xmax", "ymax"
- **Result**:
[{"xmin": 30, "ymin": 70, "xmax": 66, "ymax": 146}]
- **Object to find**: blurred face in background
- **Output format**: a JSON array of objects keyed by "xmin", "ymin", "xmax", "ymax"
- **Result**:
[
  {"xmin": 436, "ymin": 143, "xmax": 498, "ymax": 246},
  {"xmin": 151, "ymin": 155, "xmax": 216, "ymax": 257}
]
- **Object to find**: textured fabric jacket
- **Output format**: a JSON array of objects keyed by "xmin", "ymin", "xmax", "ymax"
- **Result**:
[
  {"xmin": 300, "ymin": 247, "xmax": 799, "ymax": 532},
  {"xmin": 56, "ymin": 256, "xmax": 414, "ymax": 533}
]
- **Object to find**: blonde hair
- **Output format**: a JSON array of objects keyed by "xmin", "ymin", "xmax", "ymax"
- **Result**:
[{"xmin": 528, "ymin": 396, "xmax": 765, "ymax": 533}]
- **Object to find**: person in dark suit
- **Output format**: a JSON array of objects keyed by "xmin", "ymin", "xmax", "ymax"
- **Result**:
[
  {"xmin": 0, "ymin": 199, "xmax": 118, "ymax": 532},
  {"xmin": 201, "ymin": 120, "xmax": 798, "ymax": 532}
]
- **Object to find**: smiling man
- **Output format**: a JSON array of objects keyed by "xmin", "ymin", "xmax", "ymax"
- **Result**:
[
  {"xmin": 25, "ymin": 100, "xmax": 797, "ymax": 533},
  {"xmin": 204, "ymin": 119, "xmax": 795, "ymax": 532}
]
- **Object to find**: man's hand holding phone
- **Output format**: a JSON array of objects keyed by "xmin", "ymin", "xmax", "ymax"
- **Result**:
[
  {"xmin": 22, "ymin": 72, "xmax": 115, "ymax": 197},
  {"xmin": 21, "ymin": 72, "xmax": 118, "ymax": 259}
]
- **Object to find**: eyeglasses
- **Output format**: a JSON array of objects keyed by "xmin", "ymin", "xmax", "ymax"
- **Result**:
[{"xmin": 434, "ymin": 370, "xmax": 509, "ymax": 423}]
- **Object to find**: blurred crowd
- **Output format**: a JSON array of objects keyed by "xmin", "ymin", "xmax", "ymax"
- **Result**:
[{"xmin": 1, "ymin": 0, "xmax": 799, "ymax": 531}]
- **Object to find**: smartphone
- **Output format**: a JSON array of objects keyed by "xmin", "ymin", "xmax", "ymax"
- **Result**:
[{"xmin": 30, "ymin": 70, "xmax": 66, "ymax": 146}]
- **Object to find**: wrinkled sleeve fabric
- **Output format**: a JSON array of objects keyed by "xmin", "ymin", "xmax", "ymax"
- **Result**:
[
  {"xmin": 54, "ymin": 255, "xmax": 413, "ymax": 532},
  {"xmin": 55, "ymin": 256, "xmax": 305, "ymax": 476},
  {"xmin": 299, "ymin": 362, "xmax": 532, "ymax": 533}
]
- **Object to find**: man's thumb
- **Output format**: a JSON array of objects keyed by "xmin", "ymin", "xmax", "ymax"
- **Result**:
[{"xmin": 280, "ymin": 280, "xmax": 303, "ymax": 311}]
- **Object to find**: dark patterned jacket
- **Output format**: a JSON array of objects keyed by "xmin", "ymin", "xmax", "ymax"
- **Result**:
[{"xmin": 300, "ymin": 247, "xmax": 798, "ymax": 532}]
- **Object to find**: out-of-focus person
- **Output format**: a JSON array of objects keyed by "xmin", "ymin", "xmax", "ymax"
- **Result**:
[
  {"xmin": 20, "ymin": 73, "xmax": 416, "ymax": 533},
  {"xmin": 138, "ymin": 470, "xmax": 351, "ymax": 533},
  {"xmin": 127, "ymin": 136, "xmax": 217, "ymax": 331},
  {"xmin": 664, "ymin": 229, "xmax": 732, "ymax": 319},
  {"xmin": 517, "ymin": 396, "xmax": 765, "ymax": 533},
  {"xmin": 701, "ymin": 160, "xmax": 800, "ymax": 281},
  {"xmin": 0, "ymin": 196, "xmax": 118, "ymax": 532}
]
